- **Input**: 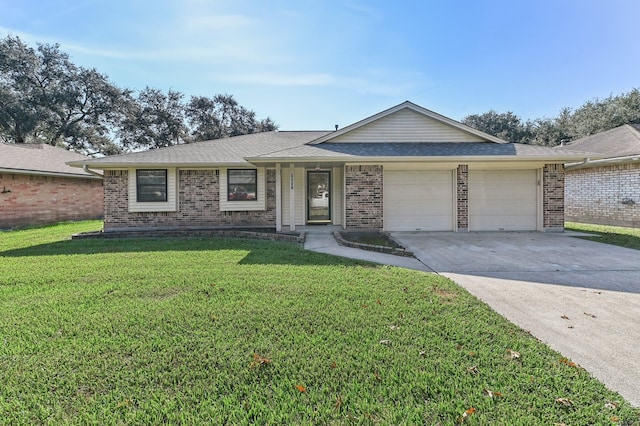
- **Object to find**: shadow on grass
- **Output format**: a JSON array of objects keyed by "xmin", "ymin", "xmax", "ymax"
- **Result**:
[
  {"xmin": 0, "ymin": 236, "xmax": 371, "ymax": 267},
  {"xmin": 566, "ymin": 228, "xmax": 640, "ymax": 251}
]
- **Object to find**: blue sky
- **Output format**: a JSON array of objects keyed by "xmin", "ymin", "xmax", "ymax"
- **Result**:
[{"xmin": 1, "ymin": 0, "xmax": 639, "ymax": 130}]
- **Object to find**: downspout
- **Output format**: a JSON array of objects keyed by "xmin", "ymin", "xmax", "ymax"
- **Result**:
[{"xmin": 83, "ymin": 164, "xmax": 104, "ymax": 178}]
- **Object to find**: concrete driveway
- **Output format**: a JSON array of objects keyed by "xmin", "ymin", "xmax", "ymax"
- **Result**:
[{"xmin": 391, "ymin": 231, "xmax": 640, "ymax": 406}]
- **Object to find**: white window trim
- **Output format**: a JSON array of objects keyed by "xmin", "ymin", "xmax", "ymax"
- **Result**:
[
  {"xmin": 128, "ymin": 168, "xmax": 178, "ymax": 212},
  {"xmin": 220, "ymin": 167, "xmax": 266, "ymax": 211}
]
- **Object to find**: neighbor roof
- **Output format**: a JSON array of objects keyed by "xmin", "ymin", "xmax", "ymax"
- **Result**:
[
  {"xmin": 562, "ymin": 124, "xmax": 640, "ymax": 158},
  {"xmin": 0, "ymin": 143, "xmax": 101, "ymax": 178}
]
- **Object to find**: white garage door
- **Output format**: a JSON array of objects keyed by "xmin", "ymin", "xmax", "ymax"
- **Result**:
[
  {"xmin": 469, "ymin": 170, "xmax": 538, "ymax": 231},
  {"xmin": 384, "ymin": 170, "xmax": 454, "ymax": 231}
]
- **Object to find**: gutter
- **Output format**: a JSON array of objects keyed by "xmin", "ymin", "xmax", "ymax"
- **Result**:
[
  {"xmin": 0, "ymin": 167, "xmax": 102, "ymax": 180},
  {"xmin": 565, "ymin": 154, "xmax": 640, "ymax": 170},
  {"xmin": 245, "ymin": 155, "xmax": 593, "ymax": 164}
]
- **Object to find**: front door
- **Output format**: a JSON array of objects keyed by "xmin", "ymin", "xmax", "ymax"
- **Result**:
[{"xmin": 307, "ymin": 171, "xmax": 331, "ymax": 223}]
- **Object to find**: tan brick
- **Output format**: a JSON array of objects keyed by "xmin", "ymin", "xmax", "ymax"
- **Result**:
[{"xmin": 103, "ymin": 169, "xmax": 277, "ymax": 231}]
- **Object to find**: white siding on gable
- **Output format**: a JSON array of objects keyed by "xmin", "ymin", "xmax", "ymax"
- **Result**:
[
  {"xmin": 128, "ymin": 168, "xmax": 178, "ymax": 212},
  {"xmin": 330, "ymin": 109, "xmax": 485, "ymax": 143},
  {"xmin": 219, "ymin": 167, "xmax": 267, "ymax": 212}
]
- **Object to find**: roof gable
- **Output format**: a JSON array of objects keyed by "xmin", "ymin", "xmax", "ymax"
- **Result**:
[{"xmin": 309, "ymin": 101, "xmax": 506, "ymax": 144}]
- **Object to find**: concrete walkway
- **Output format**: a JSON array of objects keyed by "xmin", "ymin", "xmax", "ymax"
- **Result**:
[
  {"xmin": 304, "ymin": 228, "xmax": 640, "ymax": 406},
  {"xmin": 302, "ymin": 226, "xmax": 430, "ymax": 271}
]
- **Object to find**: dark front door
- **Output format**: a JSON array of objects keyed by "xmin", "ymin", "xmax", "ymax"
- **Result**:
[{"xmin": 307, "ymin": 171, "xmax": 331, "ymax": 223}]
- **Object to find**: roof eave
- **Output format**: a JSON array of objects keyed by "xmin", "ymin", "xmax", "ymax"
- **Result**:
[
  {"xmin": 565, "ymin": 154, "xmax": 640, "ymax": 170},
  {"xmin": 67, "ymin": 161, "xmax": 253, "ymax": 169},
  {"xmin": 0, "ymin": 167, "xmax": 102, "ymax": 179},
  {"xmin": 246, "ymin": 154, "xmax": 590, "ymax": 163}
]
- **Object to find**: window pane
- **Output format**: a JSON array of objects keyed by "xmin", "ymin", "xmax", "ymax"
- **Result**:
[
  {"xmin": 228, "ymin": 169, "xmax": 257, "ymax": 201},
  {"xmin": 137, "ymin": 170, "xmax": 167, "ymax": 202}
]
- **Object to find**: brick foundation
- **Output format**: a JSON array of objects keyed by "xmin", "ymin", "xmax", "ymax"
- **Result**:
[
  {"xmin": 0, "ymin": 173, "xmax": 103, "ymax": 229},
  {"xmin": 103, "ymin": 169, "xmax": 277, "ymax": 231},
  {"xmin": 344, "ymin": 165, "xmax": 383, "ymax": 229},
  {"xmin": 543, "ymin": 164, "xmax": 565, "ymax": 231},
  {"xmin": 565, "ymin": 163, "xmax": 640, "ymax": 228}
]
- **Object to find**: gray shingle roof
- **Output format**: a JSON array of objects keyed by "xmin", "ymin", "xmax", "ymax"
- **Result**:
[
  {"xmin": 0, "ymin": 143, "xmax": 99, "ymax": 178},
  {"xmin": 561, "ymin": 125, "xmax": 640, "ymax": 158},
  {"xmin": 251, "ymin": 142, "xmax": 589, "ymax": 160},
  {"xmin": 70, "ymin": 131, "xmax": 590, "ymax": 168},
  {"xmin": 73, "ymin": 131, "xmax": 330, "ymax": 167},
  {"xmin": 68, "ymin": 127, "xmax": 592, "ymax": 169}
]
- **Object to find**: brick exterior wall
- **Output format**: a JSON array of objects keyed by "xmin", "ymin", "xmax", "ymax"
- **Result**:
[
  {"xmin": 0, "ymin": 173, "xmax": 103, "ymax": 229},
  {"xmin": 103, "ymin": 169, "xmax": 277, "ymax": 231},
  {"xmin": 344, "ymin": 165, "xmax": 383, "ymax": 229},
  {"xmin": 543, "ymin": 164, "xmax": 565, "ymax": 230},
  {"xmin": 456, "ymin": 165, "xmax": 469, "ymax": 231},
  {"xmin": 565, "ymin": 163, "xmax": 640, "ymax": 228}
]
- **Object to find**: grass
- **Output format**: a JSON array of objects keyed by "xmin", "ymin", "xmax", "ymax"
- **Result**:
[
  {"xmin": 566, "ymin": 222, "xmax": 640, "ymax": 250},
  {"xmin": 0, "ymin": 221, "xmax": 638, "ymax": 425}
]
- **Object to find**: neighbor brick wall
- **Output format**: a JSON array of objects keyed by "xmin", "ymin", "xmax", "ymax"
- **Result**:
[
  {"xmin": 543, "ymin": 164, "xmax": 565, "ymax": 230},
  {"xmin": 0, "ymin": 173, "xmax": 103, "ymax": 229},
  {"xmin": 103, "ymin": 169, "xmax": 277, "ymax": 231},
  {"xmin": 565, "ymin": 163, "xmax": 640, "ymax": 228},
  {"xmin": 344, "ymin": 165, "xmax": 383, "ymax": 229},
  {"xmin": 457, "ymin": 165, "xmax": 469, "ymax": 231}
]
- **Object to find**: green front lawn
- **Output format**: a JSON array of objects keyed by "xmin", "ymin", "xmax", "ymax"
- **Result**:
[
  {"xmin": 0, "ymin": 222, "xmax": 637, "ymax": 424},
  {"xmin": 566, "ymin": 222, "xmax": 640, "ymax": 250}
]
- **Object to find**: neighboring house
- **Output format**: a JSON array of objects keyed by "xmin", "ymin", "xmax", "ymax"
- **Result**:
[
  {"xmin": 68, "ymin": 101, "xmax": 588, "ymax": 234},
  {"xmin": 561, "ymin": 124, "xmax": 640, "ymax": 228},
  {"xmin": 0, "ymin": 143, "xmax": 104, "ymax": 229}
]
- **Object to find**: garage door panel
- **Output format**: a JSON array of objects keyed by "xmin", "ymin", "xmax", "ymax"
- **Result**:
[
  {"xmin": 384, "ymin": 170, "xmax": 454, "ymax": 231},
  {"xmin": 470, "ymin": 215, "xmax": 537, "ymax": 231},
  {"xmin": 469, "ymin": 170, "xmax": 538, "ymax": 231},
  {"xmin": 471, "ymin": 199, "xmax": 537, "ymax": 214}
]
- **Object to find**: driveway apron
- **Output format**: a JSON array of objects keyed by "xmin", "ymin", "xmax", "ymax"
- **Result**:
[{"xmin": 391, "ymin": 232, "xmax": 640, "ymax": 407}]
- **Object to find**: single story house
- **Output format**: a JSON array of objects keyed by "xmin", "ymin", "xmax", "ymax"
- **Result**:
[
  {"xmin": 0, "ymin": 143, "xmax": 104, "ymax": 229},
  {"xmin": 68, "ymin": 101, "xmax": 589, "ymax": 234},
  {"xmin": 561, "ymin": 124, "xmax": 640, "ymax": 228}
]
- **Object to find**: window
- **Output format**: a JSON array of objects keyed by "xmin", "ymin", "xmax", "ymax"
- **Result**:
[
  {"xmin": 136, "ymin": 170, "xmax": 167, "ymax": 202},
  {"xmin": 227, "ymin": 169, "xmax": 257, "ymax": 201}
]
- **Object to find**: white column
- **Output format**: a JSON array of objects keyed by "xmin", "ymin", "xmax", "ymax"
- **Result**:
[
  {"xmin": 289, "ymin": 163, "xmax": 296, "ymax": 231},
  {"xmin": 275, "ymin": 163, "xmax": 282, "ymax": 232}
]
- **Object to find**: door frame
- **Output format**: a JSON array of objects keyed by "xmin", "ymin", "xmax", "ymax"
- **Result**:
[{"xmin": 306, "ymin": 170, "xmax": 332, "ymax": 224}]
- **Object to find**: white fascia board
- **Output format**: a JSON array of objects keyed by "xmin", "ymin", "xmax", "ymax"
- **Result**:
[
  {"xmin": 565, "ymin": 155, "xmax": 640, "ymax": 170},
  {"xmin": 68, "ymin": 161, "xmax": 250, "ymax": 169},
  {"xmin": 246, "ymin": 154, "xmax": 591, "ymax": 164}
]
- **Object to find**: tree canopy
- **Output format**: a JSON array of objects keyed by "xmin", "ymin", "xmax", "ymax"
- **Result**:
[
  {"xmin": 0, "ymin": 35, "xmax": 277, "ymax": 155},
  {"xmin": 462, "ymin": 88, "xmax": 640, "ymax": 146}
]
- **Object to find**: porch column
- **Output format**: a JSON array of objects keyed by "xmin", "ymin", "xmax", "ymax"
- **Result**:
[
  {"xmin": 289, "ymin": 163, "xmax": 295, "ymax": 231},
  {"xmin": 275, "ymin": 163, "xmax": 282, "ymax": 232}
]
